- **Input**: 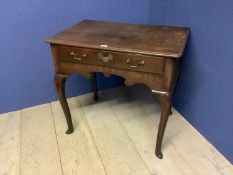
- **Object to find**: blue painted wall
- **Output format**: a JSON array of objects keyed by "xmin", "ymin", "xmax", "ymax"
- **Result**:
[
  {"xmin": 0, "ymin": 0, "xmax": 150, "ymax": 114},
  {"xmin": 149, "ymin": 0, "xmax": 233, "ymax": 163}
]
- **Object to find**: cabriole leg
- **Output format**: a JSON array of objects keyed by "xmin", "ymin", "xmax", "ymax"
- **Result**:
[
  {"xmin": 54, "ymin": 74, "xmax": 74, "ymax": 134},
  {"xmin": 155, "ymin": 95, "xmax": 172, "ymax": 159},
  {"xmin": 90, "ymin": 72, "xmax": 99, "ymax": 101}
]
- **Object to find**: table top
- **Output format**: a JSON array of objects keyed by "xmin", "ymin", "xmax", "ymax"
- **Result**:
[{"xmin": 46, "ymin": 20, "xmax": 189, "ymax": 58}]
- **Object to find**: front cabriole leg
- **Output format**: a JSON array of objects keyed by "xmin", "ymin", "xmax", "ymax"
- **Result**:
[
  {"xmin": 54, "ymin": 74, "xmax": 74, "ymax": 134},
  {"xmin": 153, "ymin": 58, "xmax": 178, "ymax": 158},
  {"xmin": 154, "ymin": 92, "xmax": 172, "ymax": 159}
]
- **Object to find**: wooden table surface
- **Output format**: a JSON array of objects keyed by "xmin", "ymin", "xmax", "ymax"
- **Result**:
[{"xmin": 46, "ymin": 20, "xmax": 189, "ymax": 57}]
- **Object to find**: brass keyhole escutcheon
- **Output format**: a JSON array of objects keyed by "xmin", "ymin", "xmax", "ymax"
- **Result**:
[{"xmin": 98, "ymin": 53, "xmax": 113, "ymax": 63}]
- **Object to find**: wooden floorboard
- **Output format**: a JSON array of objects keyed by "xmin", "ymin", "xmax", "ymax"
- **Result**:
[
  {"xmin": 112, "ymin": 87, "xmax": 197, "ymax": 175},
  {"xmin": 20, "ymin": 104, "xmax": 62, "ymax": 175},
  {"xmin": 0, "ymin": 86, "xmax": 232, "ymax": 175},
  {"xmin": 0, "ymin": 111, "xmax": 21, "ymax": 175},
  {"xmin": 51, "ymin": 98, "xmax": 106, "ymax": 175},
  {"xmin": 79, "ymin": 90, "xmax": 151, "ymax": 175},
  {"xmin": 129, "ymin": 85, "xmax": 233, "ymax": 175}
]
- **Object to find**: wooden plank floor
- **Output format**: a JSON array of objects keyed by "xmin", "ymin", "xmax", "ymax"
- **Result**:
[{"xmin": 0, "ymin": 86, "xmax": 232, "ymax": 175}]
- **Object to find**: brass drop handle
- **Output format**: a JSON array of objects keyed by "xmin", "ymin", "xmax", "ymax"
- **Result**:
[
  {"xmin": 98, "ymin": 53, "xmax": 113, "ymax": 63},
  {"xmin": 126, "ymin": 59, "xmax": 144, "ymax": 68},
  {"xmin": 70, "ymin": 51, "xmax": 87, "ymax": 61}
]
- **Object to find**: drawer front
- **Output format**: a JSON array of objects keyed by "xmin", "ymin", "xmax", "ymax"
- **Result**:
[{"xmin": 56, "ymin": 45, "xmax": 165, "ymax": 75}]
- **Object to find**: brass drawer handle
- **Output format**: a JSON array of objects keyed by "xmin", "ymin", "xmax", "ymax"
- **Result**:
[
  {"xmin": 126, "ymin": 59, "xmax": 144, "ymax": 68},
  {"xmin": 70, "ymin": 52, "xmax": 87, "ymax": 61},
  {"xmin": 98, "ymin": 53, "xmax": 113, "ymax": 63}
]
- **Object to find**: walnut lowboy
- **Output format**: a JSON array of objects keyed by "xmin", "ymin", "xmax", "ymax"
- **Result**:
[{"xmin": 46, "ymin": 20, "xmax": 189, "ymax": 159}]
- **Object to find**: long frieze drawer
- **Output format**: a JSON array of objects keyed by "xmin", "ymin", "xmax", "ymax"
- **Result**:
[{"xmin": 56, "ymin": 45, "xmax": 165, "ymax": 75}]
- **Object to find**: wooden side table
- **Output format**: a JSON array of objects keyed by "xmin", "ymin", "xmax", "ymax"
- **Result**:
[{"xmin": 46, "ymin": 20, "xmax": 189, "ymax": 159}]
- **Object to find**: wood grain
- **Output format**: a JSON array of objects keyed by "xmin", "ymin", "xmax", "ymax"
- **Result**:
[
  {"xmin": 78, "ymin": 90, "xmax": 151, "ymax": 175},
  {"xmin": 129, "ymin": 85, "xmax": 233, "ymax": 175},
  {"xmin": 58, "ymin": 62, "xmax": 163, "ymax": 91},
  {"xmin": 112, "ymin": 87, "xmax": 199, "ymax": 175},
  {"xmin": 46, "ymin": 20, "xmax": 189, "ymax": 57},
  {"xmin": 20, "ymin": 104, "xmax": 62, "ymax": 175},
  {"xmin": 56, "ymin": 45, "xmax": 165, "ymax": 75},
  {"xmin": 51, "ymin": 98, "xmax": 106, "ymax": 175},
  {"xmin": 0, "ymin": 111, "xmax": 21, "ymax": 175},
  {"xmin": 0, "ymin": 87, "xmax": 232, "ymax": 175}
]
